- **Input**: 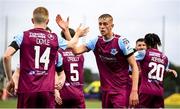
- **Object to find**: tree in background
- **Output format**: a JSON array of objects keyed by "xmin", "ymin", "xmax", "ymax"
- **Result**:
[{"xmin": 84, "ymin": 68, "xmax": 93, "ymax": 84}]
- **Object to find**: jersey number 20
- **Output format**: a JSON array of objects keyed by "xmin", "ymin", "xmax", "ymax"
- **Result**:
[{"xmin": 148, "ymin": 62, "xmax": 165, "ymax": 81}]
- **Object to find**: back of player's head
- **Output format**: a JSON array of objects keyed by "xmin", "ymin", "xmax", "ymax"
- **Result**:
[
  {"xmin": 61, "ymin": 28, "xmax": 75, "ymax": 40},
  {"xmin": 98, "ymin": 14, "xmax": 113, "ymax": 22},
  {"xmin": 144, "ymin": 33, "xmax": 161, "ymax": 49},
  {"xmin": 33, "ymin": 7, "xmax": 49, "ymax": 24},
  {"xmin": 136, "ymin": 38, "xmax": 144, "ymax": 44}
]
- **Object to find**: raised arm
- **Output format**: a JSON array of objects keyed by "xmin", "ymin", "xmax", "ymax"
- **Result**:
[
  {"xmin": 66, "ymin": 24, "xmax": 89, "ymax": 49},
  {"xmin": 56, "ymin": 14, "xmax": 89, "ymax": 49},
  {"xmin": 56, "ymin": 14, "xmax": 71, "ymax": 41}
]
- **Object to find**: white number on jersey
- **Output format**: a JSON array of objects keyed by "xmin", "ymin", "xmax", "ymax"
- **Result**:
[
  {"xmin": 148, "ymin": 62, "xmax": 165, "ymax": 81},
  {"xmin": 34, "ymin": 46, "xmax": 50, "ymax": 70},
  {"xmin": 70, "ymin": 63, "xmax": 79, "ymax": 81}
]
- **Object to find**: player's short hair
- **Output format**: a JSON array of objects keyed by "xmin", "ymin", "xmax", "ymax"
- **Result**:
[
  {"xmin": 144, "ymin": 33, "xmax": 161, "ymax": 48},
  {"xmin": 61, "ymin": 28, "xmax": 75, "ymax": 40},
  {"xmin": 33, "ymin": 7, "xmax": 49, "ymax": 24},
  {"xmin": 136, "ymin": 38, "xmax": 145, "ymax": 44},
  {"xmin": 98, "ymin": 14, "xmax": 113, "ymax": 22}
]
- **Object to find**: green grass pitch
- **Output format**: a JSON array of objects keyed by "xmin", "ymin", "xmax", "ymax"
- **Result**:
[{"xmin": 0, "ymin": 98, "xmax": 180, "ymax": 108}]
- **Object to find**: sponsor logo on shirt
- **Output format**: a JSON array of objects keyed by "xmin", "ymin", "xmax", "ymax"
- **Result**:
[
  {"xmin": 28, "ymin": 70, "xmax": 48, "ymax": 75},
  {"xmin": 29, "ymin": 32, "xmax": 46, "ymax": 38}
]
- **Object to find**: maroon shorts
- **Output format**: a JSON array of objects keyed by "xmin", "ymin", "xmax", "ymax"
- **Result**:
[
  {"xmin": 56, "ymin": 86, "xmax": 85, "ymax": 108},
  {"xmin": 138, "ymin": 93, "xmax": 164, "ymax": 108},
  {"xmin": 17, "ymin": 91, "xmax": 55, "ymax": 108},
  {"xmin": 101, "ymin": 88, "xmax": 131, "ymax": 108},
  {"xmin": 56, "ymin": 97, "xmax": 85, "ymax": 108}
]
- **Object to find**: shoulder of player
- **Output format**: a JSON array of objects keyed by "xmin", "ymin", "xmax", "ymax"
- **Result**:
[
  {"xmin": 98, "ymin": 35, "xmax": 103, "ymax": 39},
  {"xmin": 114, "ymin": 34, "xmax": 121, "ymax": 38}
]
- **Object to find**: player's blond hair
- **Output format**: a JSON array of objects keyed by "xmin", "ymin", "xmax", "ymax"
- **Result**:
[
  {"xmin": 33, "ymin": 7, "xmax": 49, "ymax": 24},
  {"xmin": 98, "ymin": 14, "xmax": 113, "ymax": 22}
]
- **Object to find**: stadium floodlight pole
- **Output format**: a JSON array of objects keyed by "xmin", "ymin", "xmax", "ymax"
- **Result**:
[
  {"xmin": 162, "ymin": 16, "xmax": 165, "ymax": 53},
  {"xmin": 4, "ymin": 15, "xmax": 8, "ymax": 52}
]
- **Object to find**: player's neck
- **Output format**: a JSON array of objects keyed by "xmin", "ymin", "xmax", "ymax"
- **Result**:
[
  {"xmin": 103, "ymin": 32, "xmax": 114, "ymax": 40},
  {"xmin": 34, "ymin": 23, "xmax": 46, "ymax": 29}
]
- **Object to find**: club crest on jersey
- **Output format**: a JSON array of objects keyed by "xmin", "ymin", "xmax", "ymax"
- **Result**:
[
  {"xmin": 110, "ymin": 48, "xmax": 118, "ymax": 55},
  {"xmin": 47, "ymin": 34, "xmax": 54, "ymax": 40}
]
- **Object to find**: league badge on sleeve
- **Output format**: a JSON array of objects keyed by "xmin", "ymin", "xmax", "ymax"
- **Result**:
[{"xmin": 122, "ymin": 38, "xmax": 129, "ymax": 45}]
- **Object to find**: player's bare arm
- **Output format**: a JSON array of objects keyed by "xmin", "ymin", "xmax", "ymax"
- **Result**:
[
  {"xmin": 167, "ymin": 69, "xmax": 178, "ymax": 78},
  {"xmin": 55, "ymin": 70, "xmax": 66, "ymax": 90},
  {"xmin": 127, "ymin": 54, "xmax": 139, "ymax": 107},
  {"xmin": 3, "ymin": 46, "xmax": 17, "ymax": 81},
  {"xmin": 72, "ymin": 44, "xmax": 88, "ymax": 55}
]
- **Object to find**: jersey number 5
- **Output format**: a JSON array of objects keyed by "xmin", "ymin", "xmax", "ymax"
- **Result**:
[
  {"xmin": 34, "ymin": 46, "xmax": 50, "ymax": 70},
  {"xmin": 148, "ymin": 62, "xmax": 165, "ymax": 81},
  {"xmin": 70, "ymin": 63, "xmax": 79, "ymax": 82}
]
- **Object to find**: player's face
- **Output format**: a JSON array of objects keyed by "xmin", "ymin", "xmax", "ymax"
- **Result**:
[
  {"xmin": 136, "ymin": 41, "xmax": 147, "ymax": 51},
  {"xmin": 98, "ymin": 17, "xmax": 113, "ymax": 37}
]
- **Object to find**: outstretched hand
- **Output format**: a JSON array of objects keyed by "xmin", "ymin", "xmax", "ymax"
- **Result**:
[
  {"xmin": 75, "ymin": 24, "xmax": 89, "ymax": 37},
  {"xmin": 56, "ymin": 14, "xmax": 69, "ymax": 31}
]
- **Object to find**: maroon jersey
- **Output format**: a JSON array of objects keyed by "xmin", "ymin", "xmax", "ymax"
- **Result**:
[
  {"xmin": 18, "ymin": 28, "xmax": 58, "ymax": 93},
  {"xmin": 93, "ymin": 35, "xmax": 132, "ymax": 91},
  {"xmin": 58, "ymin": 49, "xmax": 85, "ymax": 107},
  {"xmin": 139, "ymin": 49, "xmax": 169, "ymax": 96}
]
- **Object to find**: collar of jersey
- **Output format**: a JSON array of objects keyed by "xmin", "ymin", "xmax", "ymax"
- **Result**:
[{"xmin": 103, "ymin": 35, "xmax": 114, "ymax": 42}]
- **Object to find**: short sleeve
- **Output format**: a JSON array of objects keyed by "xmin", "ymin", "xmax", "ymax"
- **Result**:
[
  {"xmin": 57, "ymin": 36, "xmax": 68, "ymax": 50},
  {"xmin": 135, "ymin": 50, "xmax": 146, "ymax": 61},
  {"xmin": 13, "ymin": 32, "xmax": 23, "ymax": 48},
  {"xmin": 85, "ymin": 37, "xmax": 98, "ymax": 51},
  {"xmin": 56, "ymin": 52, "xmax": 63, "ymax": 67},
  {"xmin": 118, "ymin": 37, "xmax": 134, "ymax": 56}
]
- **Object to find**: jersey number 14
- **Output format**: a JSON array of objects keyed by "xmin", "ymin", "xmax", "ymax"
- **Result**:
[{"xmin": 34, "ymin": 46, "xmax": 50, "ymax": 70}]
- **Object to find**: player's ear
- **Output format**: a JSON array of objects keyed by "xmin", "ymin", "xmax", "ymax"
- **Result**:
[
  {"xmin": 31, "ymin": 18, "xmax": 34, "ymax": 24},
  {"xmin": 111, "ymin": 24, "xmax": 114, "ymax": 28}
]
